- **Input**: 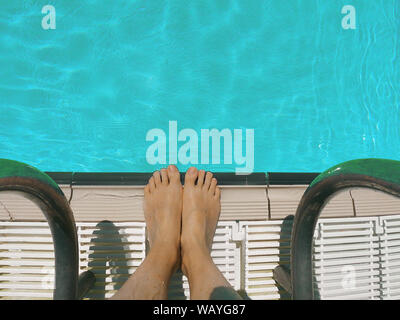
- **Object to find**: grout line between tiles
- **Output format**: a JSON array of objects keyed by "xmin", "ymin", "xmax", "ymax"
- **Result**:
[
  {"xmin": 349, "ymin": 189, "xmax": 357, "ymax": 217},
  {"xmin": 0, "ymin": 200, "xmax": 14, "ymax": 221},
  {"xmin": 68, "ymin": 184, "xmax": 74, "ymax": 205},
  {"xmin": 266, "ymin": 173, "xmax": 271, "ymax": 220}
]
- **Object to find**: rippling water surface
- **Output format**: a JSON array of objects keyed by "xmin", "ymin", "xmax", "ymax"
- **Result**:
[{"xmin": 0, "ymin": 0, "xmax": 399, "ymax": 172}]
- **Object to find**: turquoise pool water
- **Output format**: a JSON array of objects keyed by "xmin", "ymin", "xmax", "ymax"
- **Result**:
[{"xmin": 0, "ymin": 1, "xmax": 399, "ymax": 173}]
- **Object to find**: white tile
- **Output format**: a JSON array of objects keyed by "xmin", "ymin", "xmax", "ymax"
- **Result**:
[{"xmin": 351, "ymin": 188, "xmax": 400, "ymax": 217}]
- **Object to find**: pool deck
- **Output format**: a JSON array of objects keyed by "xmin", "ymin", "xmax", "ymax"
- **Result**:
[
  {"xmin": 1, "ymin": 173, "xmax": 399, "ymax": 300},
  {"xmin": 0, "ymin": 181, "xmax": 399, "ymax": 222}
]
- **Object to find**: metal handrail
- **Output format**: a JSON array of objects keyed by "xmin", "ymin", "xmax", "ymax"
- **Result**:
[
  {"xmin": 290, "ymin": 158, "xmax": 400, "ymax": 299},
  {"xmin": 0, "ymin": 159, "xmax": 94, "ymax": 299}
]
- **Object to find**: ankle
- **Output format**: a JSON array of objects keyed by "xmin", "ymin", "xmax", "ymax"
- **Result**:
[
  {"xmin": 149, "ymin": 243, "xmax": 180, "ymax": 273},
  {"xmin": 181, "ymin": 242, "xmax": 211, "ymax": 277}
]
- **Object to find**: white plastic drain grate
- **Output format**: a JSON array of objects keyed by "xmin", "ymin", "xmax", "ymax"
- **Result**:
[
  {"xmin": 0, "ymin": 221, "xmax": 240, "ymax": 299},
  {"xmin": 1, "ymin": 216, "xmax": 400, "ymax": 300},
  {"xmin": 239, "ymin": 220, "xmax": 292, "ymax": 300},
  {"xmin": 312, "ymin": 217, "xmax": 381, "ymax": 299},
  {"xmin": 380, "ymin": 216, "xmax": 400, "ymax": 299}
]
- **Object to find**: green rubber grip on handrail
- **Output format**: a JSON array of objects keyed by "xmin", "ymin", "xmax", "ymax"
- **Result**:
[
  {"xmin": 0, "ymin": 158, "xmax": 60, "ymax": 191},
  {"xmin": 310, "ymin": 158, "xmax": 400, "ymax": 188}
]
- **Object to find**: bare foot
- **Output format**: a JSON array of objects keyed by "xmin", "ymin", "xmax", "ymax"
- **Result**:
[
  {"xmin": 181, "ymin": 167, "xmax": 221, "ymax": 277},
  {"xmin": 144, "ymin": 165, "xmax": 182, "ymax": 271}
]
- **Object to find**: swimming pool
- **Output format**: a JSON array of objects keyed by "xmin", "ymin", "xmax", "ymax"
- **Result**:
[{"xmin": 0, "ymin": 0, "xmax": 399, "ymax": 173}]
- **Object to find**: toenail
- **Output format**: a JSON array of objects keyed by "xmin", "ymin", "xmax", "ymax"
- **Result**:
[{"xmin": 168, "ymin": 165, "xmax": 177, "ymax": 171}]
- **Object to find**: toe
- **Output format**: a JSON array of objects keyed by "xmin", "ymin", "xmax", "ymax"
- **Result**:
[
  {"xmin": 160, "ymin": 168, "xmax": 168, "ymax": 185},
  {"xmin": 214, "ymin": 186, "xmax": 221, "ymax": 199},
  {"xmin": 210, "ymin": 178, "xmax": 217, "ymax": 194},
  {"xmin": 204, "ymin": 172, "xmax": 213, "ymax": 189},
  {"xmin": 168, "ymin": 165, "xmax": 181, "ymax": 183},
  {"xmin": 197, "ymin": 170, "xmax": 205, "ymax": 187},
  {"xmin": 185, "ymin": 167, "xmax": 198, "ymax": 185},
  {"xmin": 144, "ymin": 184, "xmax": 150, "ymax": 194},
  {"xmin": 148, "ymin": 177, "xmax": 156, "ymax": 192},
  {"xmin": 153, "ymin": 170, "xmax": 161, "ymax": 186}
]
